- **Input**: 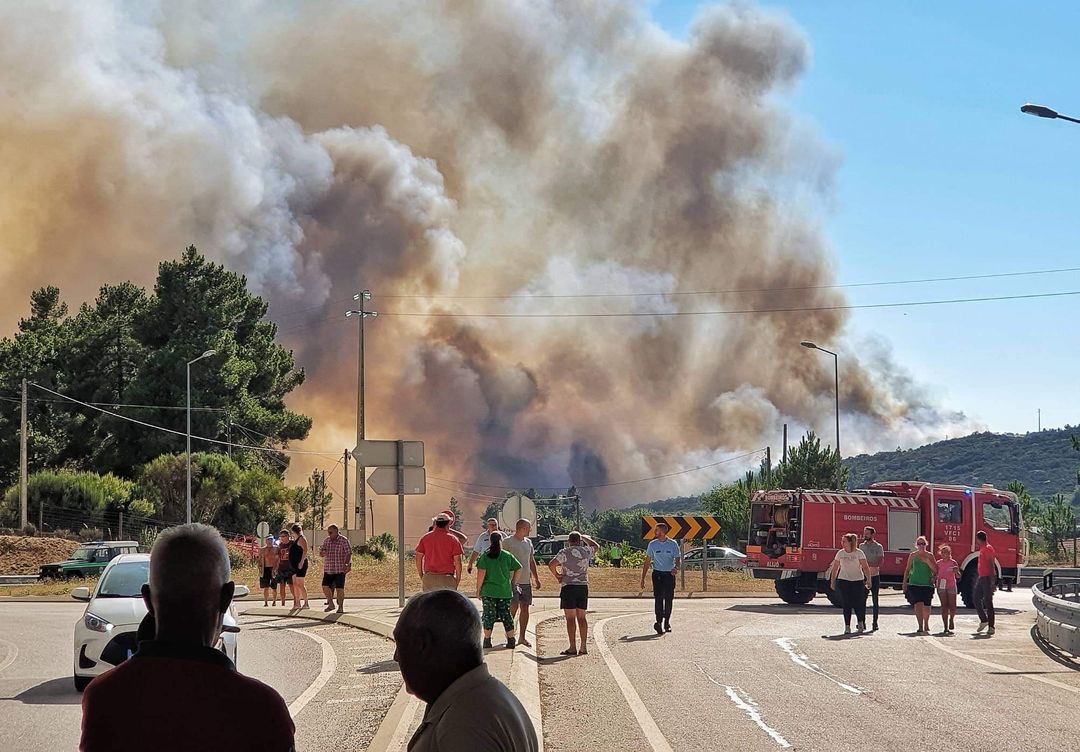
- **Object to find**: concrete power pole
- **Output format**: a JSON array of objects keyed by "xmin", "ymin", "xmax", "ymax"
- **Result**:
[
  {"xmin": 19, "ymin": 378, "xmax": 28, "ymax": 530},
  {"xmin": 346, "ymin": 291, "xmax": 378, "ymax": 544},
  {"xmin": 343, "ymin": 449, "xmax": 350, "ymax": 533}
]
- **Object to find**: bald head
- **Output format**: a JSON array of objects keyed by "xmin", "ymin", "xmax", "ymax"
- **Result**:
[
  {"xmin": 393, "ymin": 590, "xmax": 482, "ymax": 703},
  {"xmin": 145, "ymin": 523, "xmax": 233, "ymax": 644}
]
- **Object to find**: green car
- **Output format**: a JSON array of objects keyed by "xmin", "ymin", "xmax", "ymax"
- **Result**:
[{"xmin": 39, "ymin": 541, "xmax": 140, "ymax": 580}]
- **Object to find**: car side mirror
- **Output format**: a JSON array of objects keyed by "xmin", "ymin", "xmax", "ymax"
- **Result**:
[
  {"xmin": 232, "ymin": 585, "xmax": 250, "ymax": 600},
  {"xmin": 71, "ymin": 587, "xmax": 91, "ymax": 601}
]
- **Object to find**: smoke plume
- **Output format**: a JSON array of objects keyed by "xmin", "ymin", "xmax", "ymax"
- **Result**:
[{"xmin": 0, "ymin": 1, "xmax": 976, "ymax": 528}]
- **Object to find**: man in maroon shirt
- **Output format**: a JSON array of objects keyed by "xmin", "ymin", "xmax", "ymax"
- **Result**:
[
  {"xmin": 416, "ymin": 513, "xmax": 465, "ymax": 591},
  {"xmin": 80, "ymin": 523, "xmax": 294, "ymax": 752}
]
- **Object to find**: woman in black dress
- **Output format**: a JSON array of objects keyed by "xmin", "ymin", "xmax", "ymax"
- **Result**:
[{"xmin": 289, "ymin": 523, "xmax": 310, "ymax": 610}]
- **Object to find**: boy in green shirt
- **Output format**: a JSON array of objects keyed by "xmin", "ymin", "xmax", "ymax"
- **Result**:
[{"xmin": 475, "ymin": 532, "xmax": 522, "ymax": 649}]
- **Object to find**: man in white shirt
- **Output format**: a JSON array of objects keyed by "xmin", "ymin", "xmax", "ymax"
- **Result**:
[{"xmin": 467, "ymin": 518, "xmax": 504, "ymax": 575}]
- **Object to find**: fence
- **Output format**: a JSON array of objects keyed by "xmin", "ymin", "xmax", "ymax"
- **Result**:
[{"xmin": 1032, "ymin": 572, "xmax": 1080, "ymax": 658}]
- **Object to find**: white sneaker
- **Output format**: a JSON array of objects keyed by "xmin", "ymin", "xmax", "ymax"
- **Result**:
[
  {"xmin": 976, "ymin": 622, "xmax": 988, "ymax": 633},
  {"xmin": 844, "ymin": 626, "xmax": 852, "ymax": 634},
  {"xmin": 987, "ymin": 626, "xmax": 995, "ymax": 635}
]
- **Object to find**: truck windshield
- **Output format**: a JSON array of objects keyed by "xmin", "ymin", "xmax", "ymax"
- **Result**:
[
  {"xmin": 982, "ymin": 501, "xmax": 1012, "ymax": 532},
  {"xmin": 70, "ymin": 548, "xmax": 96, "ymax": 562}
]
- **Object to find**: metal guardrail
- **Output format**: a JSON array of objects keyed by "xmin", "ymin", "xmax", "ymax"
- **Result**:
[
  {"xmin": 1032, "ymin": 571, "xmax": 1080, "ymax": 657},
  {"xmin": 0, "ymin": 575, "xmax": 38, "ymax": 586}
]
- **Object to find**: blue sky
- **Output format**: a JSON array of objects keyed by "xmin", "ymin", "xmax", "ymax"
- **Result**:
[{"xmin": 650, "ymin": 1, "xmax": 1080, "ymax": 438}]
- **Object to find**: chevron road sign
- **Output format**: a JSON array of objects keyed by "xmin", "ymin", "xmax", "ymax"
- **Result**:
[{"xmin": 641, "ymin": 514, "xmax": 722, "ymax": 540}]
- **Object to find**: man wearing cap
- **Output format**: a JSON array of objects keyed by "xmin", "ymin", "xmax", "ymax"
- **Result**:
[
  {"xmin": 468, "ymin": 518, "xmax": 506, "ymax": 575},
  {"xmin": 416, "ymin": 513, "xmax": 465, "ymax": 592},
  {"xmin": 641, "ymin": 522, "xmax": 681, "ymax": 634}
]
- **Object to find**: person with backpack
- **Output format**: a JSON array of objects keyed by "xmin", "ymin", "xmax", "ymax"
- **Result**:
[{"xmin": 474, "ymin": 531, "xmax": 522, "ymax": 649}]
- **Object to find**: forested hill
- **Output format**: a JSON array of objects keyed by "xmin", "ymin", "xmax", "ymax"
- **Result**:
[{"xmin": 844, "ymin": 428, "xmax": 1080, "ymax": 500}]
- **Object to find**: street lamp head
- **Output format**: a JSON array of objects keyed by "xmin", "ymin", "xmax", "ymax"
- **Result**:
[
  {"xmin": 201, "ymin": 349, "xmax": 216, "ymax": 358},
  {"xmin": 1021, "ymin": 103, "xmax": 1059, "ymax": 119},
  {"xmin": 800, "ymin": 341, "xmax": 818, "ymax": 350},
  {"xmin": 353, "ymin": 290, "xmax": 372, "ymax": 301}
]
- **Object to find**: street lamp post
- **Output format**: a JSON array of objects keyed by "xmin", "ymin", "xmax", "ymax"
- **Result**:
[
  {"xmin": 1021, "ymin": 103, "xmax": 1080, "ymax": 125},
  {"xmin": 346, "ymin": 292, "xmax": 378, "ymax": 539},
  {"xmin": 800, "ymin": 341, "xmax": 841, "ymax": 487},
  {"xmin": 186, "ymin": 349, "xmax": 217, "ymax": 525}
]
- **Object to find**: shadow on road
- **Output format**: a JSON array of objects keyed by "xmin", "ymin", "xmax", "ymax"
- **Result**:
[
  {"xmin": 727, "ymin": 603, "xmax": 1020, "ymax": 617},
  {"xmin": 4, "ymin": 677, "xmax": 81, "ymax": 706},
  {"xmin": 1030, "ymin": 626, "xmax": 1080, "ymax": 671},
  {"xmin": 355, "ymin": 659, "xmax": 399, "ymax": 674},
  {"xmin": 618, "ymin": 633, "xmax": 664, "ymax": 644}
]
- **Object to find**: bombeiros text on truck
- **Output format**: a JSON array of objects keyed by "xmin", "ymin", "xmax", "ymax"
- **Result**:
[{"xmin": 745, "ymin": 481, "xmax": 1026, "ymax": 608}]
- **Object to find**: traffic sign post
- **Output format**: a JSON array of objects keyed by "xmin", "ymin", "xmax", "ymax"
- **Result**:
[
  {"xmin": 358, "ymin": 437, "xmax": 427, "ymax": 608},
  {"xmin": 353, "ymin": 440, "xmax": 424, "ymax": 468}
]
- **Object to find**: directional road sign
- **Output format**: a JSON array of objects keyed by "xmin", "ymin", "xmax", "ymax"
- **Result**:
[
  {"xmin": 352, "ymin": 440, "xmax": 424, "ymax": 468},
  {"xmin": 367, "ymin": 466, "xmax": 427, "ymax": 495},
  {"xmin": 641, "ymin": 514, "xmax": 722, "ymax": 541}
]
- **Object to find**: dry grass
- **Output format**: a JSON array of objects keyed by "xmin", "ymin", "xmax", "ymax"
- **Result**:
[{"xmin": 232, "ymin": 555, "xmax": 774, "ymax": 596}]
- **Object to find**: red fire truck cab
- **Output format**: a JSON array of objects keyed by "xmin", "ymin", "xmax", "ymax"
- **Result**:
[{"xmin": 746, "ymin": 481, "xmax": 1024, "ymax": 608}]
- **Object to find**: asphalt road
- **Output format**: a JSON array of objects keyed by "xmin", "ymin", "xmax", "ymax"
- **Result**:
[
  {"xmin": 0, "ymin": 602, "xmax": 400, "ymax": 751},
  {"xmin": 538, "ymin": 590, "xmax": 1080, "ymax": 751}
]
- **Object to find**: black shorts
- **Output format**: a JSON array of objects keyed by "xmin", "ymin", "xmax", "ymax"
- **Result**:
[
  {"xmin": 322, "ymin": 572, "xmax": 346, "ymax": 589},
  {"xmin": 259, "ymin": 567, "xmax": 274, "ymax": 588},
  {"xmin": 294, "ymin": 561, "xmax": 309, "ymax": 578},
  {"xmin": 906, "ymin": 585, "xmax": 934, "ymax": 606},
  {"xmin": 560, "ymin": 584, "xmax": 589, "ymax": 610},
  {"xmin": 277, "ymin": 569, "xmax": 294, "ymax": 585}
]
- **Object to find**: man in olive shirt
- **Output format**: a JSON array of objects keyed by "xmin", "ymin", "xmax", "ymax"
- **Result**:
[
  {"xmin": 395, "ymin": 590, "xmax": 537, "ymax": 752},
  {"xmin": 860, "ymin": 526, "xmax": 885, "ymax": 631}
]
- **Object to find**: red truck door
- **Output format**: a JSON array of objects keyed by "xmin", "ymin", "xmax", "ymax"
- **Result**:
[
  {"xmin": 976, "ymin": 492, "xmax": 1019, "ymax": 570},
  {"xmin": 931, "ymin": 489, "xmax": 969, "ymax": 558}
]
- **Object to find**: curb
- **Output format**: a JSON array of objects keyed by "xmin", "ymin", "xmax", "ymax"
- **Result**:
[{"xmin": 0, "ymin": 590, "xmax": 778, "ymax": 603}]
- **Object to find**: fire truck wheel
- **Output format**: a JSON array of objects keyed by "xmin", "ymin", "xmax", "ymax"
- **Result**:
[{"xmin": 775, "ymin": 578, "xmax": 816, "ymax": 605}]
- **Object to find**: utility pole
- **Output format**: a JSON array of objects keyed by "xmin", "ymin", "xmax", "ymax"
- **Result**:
[
  {"xmin": 1038, "ymin": 408, "xmax": 1041, "ymax": 433},
  {"xmin": 320, "ymin": 470, "xmax": 327, "ymax": 530},
  {"xmin": 346, "ymin": 291, "xmax": 378, "ymax": 543},
  {"xmin": 782, "ymin": 423, "xmax": 788, "ymax": 463},
  {"xmin": 574, "ymin": 495, "xmax": 581, "ymax": 532},
  {"xmin": 766, "ymin": 446, "xmax": 772, "ymax": 485},
  {"xmin": 397, "ymin": 440, "xmax": 406, "ymax": 608},
  {"xmin": 20, "ymin": 378, "xmax": 28, "ymax": 530},
  {"xmin": 343, "ymin": 449, "xmax": 350, "ymax": 533},
  {"xmin": 369, "ymin": 498, "xmax": 375, "ymax": 538}
]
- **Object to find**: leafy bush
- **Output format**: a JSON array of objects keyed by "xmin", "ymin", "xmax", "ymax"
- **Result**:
[
  {"xmin": 79, "ymin": 527, "xmax": 104, "ymax": 542},
  {"xmin": 1, "ymin": 470, "xmax": 142, "ymax": 528},
  {"xmin": 369, "ymin": 532, "xmax": 396, "ymax": 552},
  {"xmin": 21, "ymin": 523, "xmax": 37, "ymax": 537},
  {"xmin": 352, "ymin": 544, "xmax": 385, "ymax": 561}
]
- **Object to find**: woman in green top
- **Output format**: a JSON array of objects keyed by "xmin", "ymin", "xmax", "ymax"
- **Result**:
[
  {"xmin": 902, "ymin": 536, "xmax": 938, "ymax": 634},
  {"xmin": 475, "ymin": 532, "xmax": 522, "ymax": 649}
]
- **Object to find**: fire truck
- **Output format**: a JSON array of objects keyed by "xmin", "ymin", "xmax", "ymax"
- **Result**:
[{"xmin": 745, "ymin": 481, "xmax": 1025, "ymax": 608}]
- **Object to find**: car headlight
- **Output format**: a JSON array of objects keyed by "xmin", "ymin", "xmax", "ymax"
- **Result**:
[{"xmin": 84, "ymin": 612, "xmax": 113, "ymax": 633}]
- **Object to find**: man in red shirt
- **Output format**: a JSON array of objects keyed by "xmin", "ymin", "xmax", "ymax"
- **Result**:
[
  {"xmin": 416, "ymin": 513, "xmax": 465, "ymax": 591},
  {"xmin": 80, "ymin": 523, "xmax": 294, "ymax": 752},
  {"xmin": 974, "ymin": 530, "xmax": 997, "ymax": 636}
]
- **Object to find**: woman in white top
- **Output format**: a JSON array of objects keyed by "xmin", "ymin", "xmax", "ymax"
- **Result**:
[{"xmin": 828, "ymin": 532, "xmax": 873, "ymax": 634}]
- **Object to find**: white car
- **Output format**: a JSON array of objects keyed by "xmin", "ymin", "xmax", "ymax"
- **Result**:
[{"xmin": 72, "ymin": 553, "xmax": 247, "ymax": 691}]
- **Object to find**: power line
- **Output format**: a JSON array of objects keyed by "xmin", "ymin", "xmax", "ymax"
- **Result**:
[
  {"xmin": 0, "ymin": 395, "xmax": 226, "ymax": 412},
  {"xmin": 372, "ymin": 289, "xmax": 1080, "ymax": 319},
  {"xmin": 265, "ymin": 264, "xmax": 1080, "ymax": 323},
  {"xmin": 28, "ymin": 383, "xmax": 342, "ymax": 460},
  {"xmin": 373, "ymin": 265, "xmax": 1080, "ymax": 300}
]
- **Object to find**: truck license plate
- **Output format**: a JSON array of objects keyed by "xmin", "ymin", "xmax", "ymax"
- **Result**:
[{"xmin": 766, "ymin": 561, "xmax": 781, "ymax": 567}]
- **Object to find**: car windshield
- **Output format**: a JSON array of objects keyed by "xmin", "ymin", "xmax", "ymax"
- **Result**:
[
  {"xmin": 96, "ymin": 561, "xmax": 150, "ymax": 598},
  {"xmin": 70, "ymin": 548, "xmax": 96, "ymax": 562}
]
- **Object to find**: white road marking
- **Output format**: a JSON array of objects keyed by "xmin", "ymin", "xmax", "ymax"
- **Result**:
[
  {"xmin": 694, "ymin": 665, "xmax": 792, "ymax": 749},
  {"xmin": 0, "ymin": 638, "xmax": 19, "ymax": 674},
  {"xmin": 924, "ymin": 635, "xmax": 1080, "ymax": 696},
  {"xmin": 286, "ymin": 627, "xmax": 338, "ymax": 718},
  {"xmin": 594, "ymin": 614, "xmax": 675, "ymax": 752},
  {"xmin": 385, "ymin": 691, "xmax": 423, "ymax": 752},
  {"xmin": 326, "ymin": 696, "xmax": 372, "ymax": 705},
  {"xmin": 773, "ymin": 637, "xmax": 865, "ymax": 695}
]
